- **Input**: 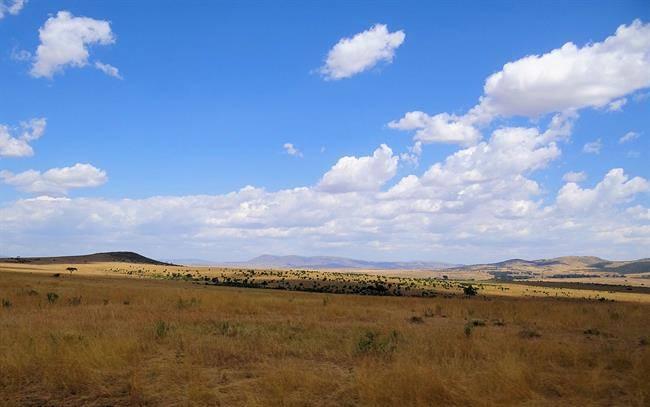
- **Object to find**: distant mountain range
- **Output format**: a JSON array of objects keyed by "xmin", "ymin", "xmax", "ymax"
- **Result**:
[
  {"xmin": 1, "ymin": 252, "xmax": 648, "ymax": 276},
  {"xmin": 452, "ymin": 256, "xmax": 650, "ymax": 276},
  {"xmin": 218, "ymin": 254, "xmax": 459, "ymax": 270}
]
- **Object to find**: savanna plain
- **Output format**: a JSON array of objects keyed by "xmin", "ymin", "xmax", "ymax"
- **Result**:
[{"xmin": 1, "ymin": 262, "xmax": 649, "ymax": 406}]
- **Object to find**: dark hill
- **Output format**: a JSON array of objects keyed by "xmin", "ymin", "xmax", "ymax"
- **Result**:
[{"xmin": 0, "ymin": 251, "xmax": 174, "ymax": 266}]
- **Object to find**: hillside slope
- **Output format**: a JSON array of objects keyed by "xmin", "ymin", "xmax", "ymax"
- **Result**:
[{"xmin": 0, "ymin": 251, "xmax": 173, "ymax": 266}]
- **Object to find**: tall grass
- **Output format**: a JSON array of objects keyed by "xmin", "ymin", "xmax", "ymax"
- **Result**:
[{"xmin": 0, "ymin": 270, "xmax": 648, "ymax": 406}]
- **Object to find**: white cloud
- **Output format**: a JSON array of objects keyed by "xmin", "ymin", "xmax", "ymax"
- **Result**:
[
  {"xmin": 0, "ymin": 163, "xmax": 107, "ymax": 195},
  {"xmin": 0, "ymin": 0, "xmax": 25, "ymax": 19},
  {"xmin": 283, "ymin": 143, "xmax": 302, "ymax": 157},
  {"xmin": 476, "ymin": 20, "xmax": 650, "ymax": 118},
  {"xmin": 31, "ymin": 11, "xmax": 116, "ymax": 78},
  {"xmin": 388, "ymin": 112, "xmax": 480, "ymax": 146},
  {"xmin": 391, "ymin": 20, "xmax": 650, "ymax": 148},
  {"xmin": 0, "ymin": 118, "xmax": 46, "ymax": 158},
  {"xmin": 557, "ymin": 168, "xmax": 649, "ymax": 212},
  {"xmin": 94, "ymin": 61, "xmax": 122, "ymax": 79},
  {"xmin": 619, "ymin": 131, "xmax": 640, "ymax": 144},
  {"xmin": 318, "ymin": 144, "xmax": 398, "ymax": 193},
  {"xmin": 0, "ymin": 133, "xmax": 647, "ymax": 261},
  {"xmin": 583, "ymin": 139, "xmax": 602, "ymax": 154},
  {"xmin": 319, "ymin": 24, "xmax": 405, "ymax": 80},
  {"xmin": 562, "ymin": 171, "xmax": 587, "ymax": 183}
]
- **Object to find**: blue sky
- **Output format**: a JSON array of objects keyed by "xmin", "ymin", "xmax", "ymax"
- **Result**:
[{"xmin": 0, "ymin": 1, "xmax": 649, "ymax": 262}]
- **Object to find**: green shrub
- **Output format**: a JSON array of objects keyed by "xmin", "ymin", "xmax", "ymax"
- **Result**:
[
  {"xmin": 154, "ymin": 321, "xmax": 170, "ymax": 339},
  {"xmin": 463, "ymin": 285, "xmax": 478, "ymax": 296},
  {"xmin": 356, "ymin": 330, "xmax": 399, "ymax": 356},
  {"xmin": 46, "ymin": 292, "xmax": 59, "ymax": 304}
]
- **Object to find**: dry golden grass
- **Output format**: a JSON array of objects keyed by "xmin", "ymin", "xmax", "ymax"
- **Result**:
[{"xmin": 1, "ymin": 265, "xmax": 649, "ymax": 406}]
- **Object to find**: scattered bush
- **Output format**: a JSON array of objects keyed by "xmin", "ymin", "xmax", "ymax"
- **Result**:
[
  {"xmin": 491, "ymin": 319, "xmax": 506, "ymax": 326},
  {"xmin": 154, "ymin": 320, "xmax": 171, "ymax": 339},
  {"xmin": 356, "ymin": 330, "xmax": 399, "ymax": 356},
  {"xmin": 464, "ymin": 323, "xmax": 472, "ymax": 337},
  {"xmin": 68, "ymin": 296, "xmax": 82, "ymax": 306},
  {"xmin": 470, "ymin": 319, "xmax": 486, "ymax": 327},
  {"xmin": 409, "ymin": 316, "xmax": 424, "ymax": 324},
  {"xmin": 463, "ymin": 285, "xmax": 478, "ymax": 296},
  {"xmin": 519, "ymin": 327, "xmax": 541, "ymax": 339},
  {"xmin": 46, "ymin": 292, "xmax": 59, "ymax": 304},
  {"xmin": 177, "ymin": 297, "xmax": 200, "ymax": 309}
]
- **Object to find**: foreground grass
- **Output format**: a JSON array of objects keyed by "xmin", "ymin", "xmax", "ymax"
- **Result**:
[{"xmin": 1, "ymin": 270, "xmax": 649, "ymax": 406}]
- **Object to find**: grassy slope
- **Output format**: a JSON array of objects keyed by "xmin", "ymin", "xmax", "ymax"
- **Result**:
[{"xmin": 1, "ymin": 266, "xmax": 649, "ymax": 406}]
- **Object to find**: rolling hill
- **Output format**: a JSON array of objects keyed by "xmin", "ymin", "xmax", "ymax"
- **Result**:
[{"xmin": 0, "ymin": 251, "xmax": 174, "ymax": 266}]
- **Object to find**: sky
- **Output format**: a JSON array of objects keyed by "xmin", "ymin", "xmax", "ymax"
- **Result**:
[{"xmin": 0, "ymin": 0, "xmax": 649, "ymax": 263}]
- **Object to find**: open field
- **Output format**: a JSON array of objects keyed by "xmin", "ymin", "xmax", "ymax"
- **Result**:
[{"xmin": 1, "ymin": 262, "xmax": 650, "ymax": 406}]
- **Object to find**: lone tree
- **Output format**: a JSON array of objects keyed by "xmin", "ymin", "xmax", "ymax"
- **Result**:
[
  {"xmin": 463, "ymin": 284, "xmax": 478, "ymax": 296},
  {"xmin": 66, "ymin": 267, "xmax": 78, "ymax": 275}
]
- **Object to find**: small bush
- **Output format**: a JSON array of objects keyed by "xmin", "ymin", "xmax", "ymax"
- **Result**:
[
  {"xmin": 46, "ymin": 292, "xmax": 59, "ymax": 304},
  {"xmin": 491, "ymin": 319, "xmax": 506, "ymax": 326},
  {"xmin": 177, "ymin": 297, "xmax": 200, "ymax": 309},
  {"xmin": 464, "ymin": 323, "xmax": 472, "ymax": 337},
  {"xmin": 463, "ymin": 285, "xmax": 478, "ymax": 296},
  {"xmin": 356, "ymin": 330, "xmax": 399, "ymax": 356},
  {"xmin": 519, "ymin": 327, "xmax": 541, "ymax": 339},
  {"xmin": 68, "ymin": 296, "xmax": 82, "ymax": 306},
  {"xmin": 154, "ymin": 321, "xmax": 170, "ymax": 339},
  {"xmin": 409, "ymin": 316, "xmax": 424, "ymax": 324}
]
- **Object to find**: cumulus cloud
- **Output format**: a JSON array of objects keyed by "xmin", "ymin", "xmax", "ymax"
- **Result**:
[
  {"xmin": 0, "ymin": 163, "xmax": 107, "ymax": 195},
  {"xmin": 476, "ymin": 20, "xmax": 650, "ymax": 118},
  {"xmin": 0, "ymin": 0, "xmax": 25, "ymax": 19},
  {"xmin": 1, "ymin": 158, "xmax": 647, "ymax": 261},
  {"xmin": 582, "ymin": 139, "xmax": 602, "ymax": 154},
  {"xmin": 283, "ymin": 143, "xmax": 302, "ymax": 157},
  {"xmin": 557, "ymin": 168, "xmax": 649, "ymax": 212},
  {"xmin": 318, "ymin": 144, "xmax": 398, "ymax": 193},
  {"xmin": 94, "ymin": 61, "xmax": 122, "ymax": 79},
  {"xmin": 391, "ymin": 20, "xmax": 650, "ymax": 147},
  {"xmin": 619, "ymin": 131, "xmax": 640, "ymax": 144},
  {"xmin": 319, "ymin": 24, "xmax": 405, "ymax": 80},
  {"xmin": 562, "ymin": 171, "xmax": 587, "ymax": 183},
  {"xmin": 388, "ymin": 112, "xmax": 480, "ymax": 146},
  {"xmin": 0, "ymin": 118, "xmax": 46, "ymax": 158},
  {"xmin": 0, "ymin": 121, "xmax": 647, "ymax": 260},
  {"xmin": 31, "ymin": 11, "xmax": 116, "ymax": 78}
]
